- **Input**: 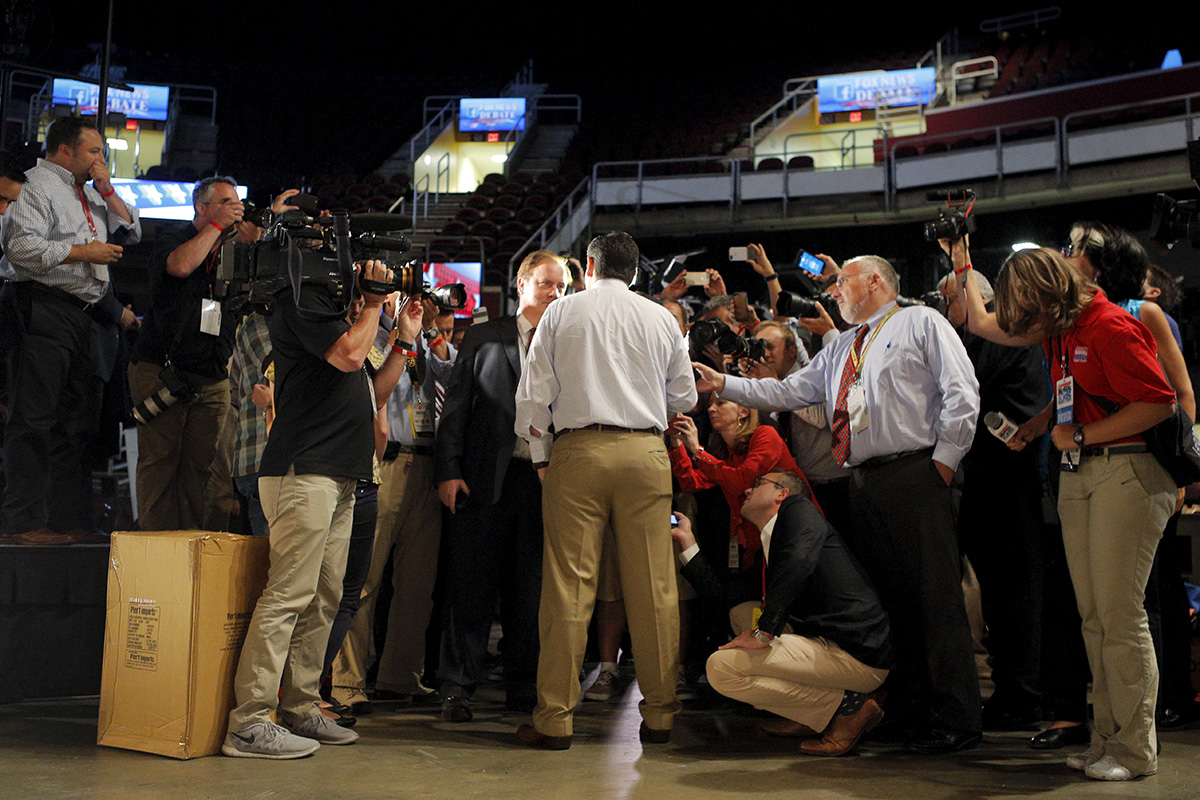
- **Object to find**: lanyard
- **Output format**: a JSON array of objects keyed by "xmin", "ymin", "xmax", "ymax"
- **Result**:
[
  {"xmin": 847, "ymin": 305, "xmax": 900, "ymax": 378},
  {"xmin": 76, "ymin": 185, "xmax": 98, "ymax": 241}
]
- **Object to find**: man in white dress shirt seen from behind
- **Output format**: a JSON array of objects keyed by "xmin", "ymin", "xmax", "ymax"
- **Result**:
[{"xmin": 514, "ymin": 231, "xmax": 697, "ymax": 749}]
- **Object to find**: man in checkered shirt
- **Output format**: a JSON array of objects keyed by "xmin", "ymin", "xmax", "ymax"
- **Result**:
[{"xmin": 0, "ymin": 117, "xmax": 140, "ymax": 539}]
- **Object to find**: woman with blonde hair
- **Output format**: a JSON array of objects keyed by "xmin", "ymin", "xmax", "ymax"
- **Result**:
[
  {"xmin": 966, "ymin": 246, "xmax": 1176, "ymax": 781},
  {"xmin": 669, "ymin": 398, "xmax": 807, "ymax": 570}
]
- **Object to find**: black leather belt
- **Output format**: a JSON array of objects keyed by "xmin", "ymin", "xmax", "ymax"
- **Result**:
[
  {"xmin": 20, "ymin": 280, "xmax": 95, "ymax": 312},
  {"xmin": 1081, "ymin": 443, "xmax": 1148, "ymax": 458},
  {"xmin": 558, "ymin": 423, "xmax": 661, "ymax": 437},
  {"xmin": 382, "ymin": 441, "xmax": 433, "ymax": 461},
  {"xmin": 856, "ymin": 447, "xmax": 935, "ymax": 470}
]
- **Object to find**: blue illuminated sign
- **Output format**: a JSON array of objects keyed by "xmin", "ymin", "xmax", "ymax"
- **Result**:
[
  {"xmin": 458, "ymin": 97, "xmax": 526, "ymax": 133},
  {"xmin": 51, "ymin": 79, "xmax": 172, "ymax": 122},
  {"xmin": 110, "ymin": 179, "xmax": 248, "ymax": 221},
  {"xmin": 817, "ymin": 68, "xmax": 936, "ymax": 114}
]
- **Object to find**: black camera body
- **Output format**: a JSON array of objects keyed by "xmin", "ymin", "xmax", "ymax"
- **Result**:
[
  {"xmin": 924, "ymin": 207, "xmax": 977, "ymax": 243},
  {"xmin": 775, "ymin": 268, "xmax": 840, "ymax": 321},
  {"xmin": 688, "ymin": 319, "xmax": 767, "ymax": 366},
  {"xmin": 924, "ymin": 188, "xmax": 977, "ymax": 243}
]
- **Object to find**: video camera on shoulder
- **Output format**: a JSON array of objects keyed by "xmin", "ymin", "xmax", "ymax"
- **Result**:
[{"xmin": 213, "ymin": 194, "xmax": 466, "ymax": 320}]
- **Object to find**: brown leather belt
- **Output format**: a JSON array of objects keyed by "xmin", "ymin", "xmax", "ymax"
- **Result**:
[{"xmin": 558, "ymin": 423, "xmax": 661, "ymax": 437}]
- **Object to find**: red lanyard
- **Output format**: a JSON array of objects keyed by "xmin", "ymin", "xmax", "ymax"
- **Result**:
[{"xmin": 76, "ymin": 185, "xmax": 98, "ymax": 240}]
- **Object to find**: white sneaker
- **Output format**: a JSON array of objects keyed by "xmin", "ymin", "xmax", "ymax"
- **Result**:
[
  {"xmin": 222, "ymin": 721, "xmax": 320, "ymax": 759},
  {"xmin": 280, "ymin": 710, "xmax": 360, "ymax": 745},
  {"xmin": 1065, "ymin": 747, "xmax": 1104, "ymax": 771},
  {"xmin": 1084, "ymin": 755, "xmax": 1135, "ymax": 781}
]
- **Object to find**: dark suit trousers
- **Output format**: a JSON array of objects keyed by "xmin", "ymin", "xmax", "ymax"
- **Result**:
[
  {"xmin": 958, "ymin": 438, "xmax": 1043, "ymax": 714},
  {"xmin": 848, "ymin": 451, "xmax": 983, "ymax": 733},
  {"xmin": 0, "ymin": 285, "xmax": 100, "ymax": 534},
  {"xmin": 437, "ymin": 457, "xmax": 543, "ymax": 700}
]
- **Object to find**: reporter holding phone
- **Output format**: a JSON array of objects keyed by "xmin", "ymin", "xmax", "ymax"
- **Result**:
[
  {"xmin": 0, "ymin": 117, "xmax": 141, "ymax": 540},
  {"xmin": 979, "ymin": 248, "xmax": 1176, "ymax": 781}
]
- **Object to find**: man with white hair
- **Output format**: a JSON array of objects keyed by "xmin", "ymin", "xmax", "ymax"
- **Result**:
[{"xmin": 695, "ymin": 254, "xmax": 982, "ymax": 754}]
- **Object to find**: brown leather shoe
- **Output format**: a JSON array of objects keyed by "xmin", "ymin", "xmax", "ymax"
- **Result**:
[
  {"xmin": 638, "ymin": 722, "xmax": 671, "ymax": 744},
  {"xmin": 11, "ymin": 529, "xmax": 75, "ymax": 545},
  {"xmin": 760, "ymin": 718, "xmax": 820, "ymax": 738},
  {"xmin": 60, "ymin": 528, "xmax": 111, "ymax": 544},
  {"xmin": 800, "ymin": 699, "xmax": 884, "ymax": 757},
  {"xmin": 516, "ymin": 723, "xmax": 572, "ymax": 750}
]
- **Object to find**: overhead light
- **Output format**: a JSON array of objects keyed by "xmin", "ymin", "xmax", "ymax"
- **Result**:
[
  {"xmin": 1010, "ymin": 241, "xmax": 1040, "ymax": 252},
  {"xmin": 1162, "ymin": 49, "xmax": 1183, "ymax": 70},
  {"xmin": 423, "ymin": 154, "xmax": 432, "ymax": 165},
  {"xmin": 106, "ymin": 138, "xmax": 128, "ymax": 150},
  {"xmin": 491, "ymin": 154, "xmax": 507, "ymax": 163}
]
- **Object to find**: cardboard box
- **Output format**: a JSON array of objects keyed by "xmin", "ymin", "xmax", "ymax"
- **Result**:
[{"xmin": 98, "ymin": 531, "xmax": 270, "ymax": 759}]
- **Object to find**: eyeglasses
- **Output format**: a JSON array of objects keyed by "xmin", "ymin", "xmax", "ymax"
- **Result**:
[
  {"xmin": 752, "ymin": 476, "xmax": 788, "ymax": 491},
  {"xmin": 834, "ymin": 271, "xmax": 874, "ymax": 288},
  {"xmin": 1061, "ymin": 242, "xmax": 1083, "ymax": 258}
]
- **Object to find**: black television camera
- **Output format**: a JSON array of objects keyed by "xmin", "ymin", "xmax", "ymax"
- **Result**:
[
  {"xmin": 214, "ymin": 200, "xmax": 466, "ymax": 320},
  {"xmin": 924, "ymin": 188, "xmax": 977, "ymax": 243},
  {"xmin": 1149, "ymin": 140, "xmax": 1200, "ymax": 250}
]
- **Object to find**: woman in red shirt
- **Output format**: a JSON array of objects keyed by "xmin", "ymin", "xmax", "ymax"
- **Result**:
[
  {"xmin": 669, "ymin": 398, "xmax": 808, "ymax": 567},
  {"xmin": 980, "ymin": 248, "xmax": 1176, "ymax": 782}
]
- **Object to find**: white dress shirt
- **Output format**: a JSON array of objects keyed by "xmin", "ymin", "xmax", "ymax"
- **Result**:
[
  {"xmin": 515, "ymin": 278, "xmax": 698, "ymax": 463},
  {"xmin": 721, "ymin": 301, "xmax": 980, "ymax": 471}
]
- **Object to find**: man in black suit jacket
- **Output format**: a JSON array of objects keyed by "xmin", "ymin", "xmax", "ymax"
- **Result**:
[
  {"xmin": 677, "ymin": 470, "xmax": 894, "ymax": 757},
  {"xmin": 433, "ymin": 250, "xmax": 569, "ymax": 721}
]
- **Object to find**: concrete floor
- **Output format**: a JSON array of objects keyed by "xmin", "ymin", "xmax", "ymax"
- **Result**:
[{"xmin": 5, "ymin": 672, "xmax": 1199, "ymax": 800}]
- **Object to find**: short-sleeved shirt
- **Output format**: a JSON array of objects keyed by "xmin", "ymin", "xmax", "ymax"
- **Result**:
[
  {"xmin": 258, "ymin": 290, "xmax": 375, "ymax": 481},
  {"xmin": 131, "ymin": 223, "xmax": 236, "ymax": 379},
  {"xmin": 1046, "ymin": 290, "xmax": 1175, "ymax": 446}
]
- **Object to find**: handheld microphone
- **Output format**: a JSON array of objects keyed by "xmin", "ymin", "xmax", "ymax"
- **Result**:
[{"xmin": 984, "ymin": 411, "xmax": 1019, "ymax": 443}]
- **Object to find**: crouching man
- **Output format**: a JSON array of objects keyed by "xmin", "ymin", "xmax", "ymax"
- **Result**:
[{"xmin": 676, "ymin": 471, "xmax": 894, "ymax": 756}]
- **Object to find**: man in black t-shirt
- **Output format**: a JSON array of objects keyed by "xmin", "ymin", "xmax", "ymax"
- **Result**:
[
  {"xmin": 128, "ymin": 176, "xmax": 245, "ymax": 530},
  {"xmin": 224, "ymin": 260, "xmax": 393, "ymax": 760}
]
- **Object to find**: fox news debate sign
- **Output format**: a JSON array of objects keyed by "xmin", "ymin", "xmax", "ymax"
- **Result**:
[
  {"xmin": 817, "ymin": 68, "xmax": 936, "ymax": 113},
  {"xmin": 52, "ymin": 79, "xmax": 171, "ymax": 122}
]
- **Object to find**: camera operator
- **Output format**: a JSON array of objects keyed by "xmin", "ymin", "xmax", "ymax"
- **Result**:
[
  {"xmin": 938, "ymin": 239, "xmax": 1049, "ymax": 733},
  {"xmin": 129, "ymin": 179, "xmax": 299, "ymax": 531},
  {"xmin": 224, "ymin": 259, "xmax": 393, "ymax": 760}
]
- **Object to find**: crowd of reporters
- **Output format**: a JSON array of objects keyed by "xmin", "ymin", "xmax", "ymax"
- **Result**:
[{"xmin": 0, "ymin": 120, "xmax": 1196, "ymax": 778}]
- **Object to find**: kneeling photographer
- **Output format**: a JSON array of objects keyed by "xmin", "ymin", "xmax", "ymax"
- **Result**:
[{"xmin": 224, "ymin": 256, "xmax": 396, "ymax": 759}]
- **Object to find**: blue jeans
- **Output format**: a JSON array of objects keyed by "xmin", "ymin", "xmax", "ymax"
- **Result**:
[{"xmin": 233, "ymin": 473, "xmax": 268, "ymax": 537}]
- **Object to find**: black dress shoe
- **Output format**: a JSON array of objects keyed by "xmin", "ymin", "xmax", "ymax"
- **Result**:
[
  {"xmin": 441, "ymin": 696, "xmax": 473, "ymax": 723},
  {"xmin": 639, "ymin": 722, "xmax": 671, "ymax": 744},
  {"xmin": 1029, "ymin": 723, "xmax": 1089, "ymax": 750},
  {"xmin": 905, "ymin": 727, "xmax": 982, "ymax": 754},
  {"xmin": 981, "ymin": 705, "xmax": 1043, "ymax": 732},
  {"xmin": 1158, "ymin": 702, "xmax": 1200, "ymax": 731}
]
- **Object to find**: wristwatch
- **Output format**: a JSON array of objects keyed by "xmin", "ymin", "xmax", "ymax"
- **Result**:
[
  {"xmin": 1073, "ymin": 425, "xmax": 1086, "ymax": 448},
  {"xmin": 751, "ymin": 628, "xmax": 774, "ymax": 644}
]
